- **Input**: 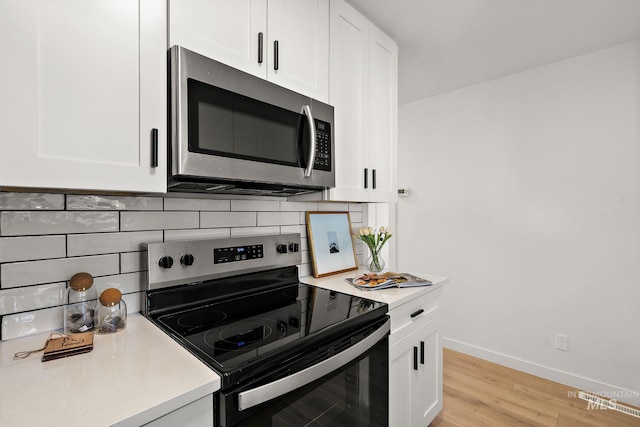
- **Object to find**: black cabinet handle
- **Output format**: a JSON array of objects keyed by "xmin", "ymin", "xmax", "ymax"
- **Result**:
[
  {"xmin": 364, "ymin": 168, "xmax": 368, "ymax": 189},
  {"xmin": 420, "ymin": 341, "xmax": 425, "ymax": 365},
  {"xmin": 413, "ymin": 346, "xmax": 418, "ymax": 370},
  {"xmin": 274, "ymin": 40, "xmax": 279, "ymax": 70},
  {"xmin": 372, "ymin": 169, "xmax": 377, "ymax": 189},
  {"xmin": 151, "ymin": 128, "xmax": 158, "ymax": 168},
  {"xmin": 258, "ymin": 32, "xmax": 264, "ymax": 63},
  {"xmin": 410, "ymin": 309, "xmax": 424, "ymax": 318}
]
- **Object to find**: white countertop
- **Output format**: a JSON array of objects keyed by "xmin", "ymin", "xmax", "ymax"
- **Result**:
[
  {"xmin": 301, "ymin": 268, "xmax": 449, "ymax": 310},
  {"xmin": 0, "ymin": 314, "xmax": 220, "ymax": 427}
]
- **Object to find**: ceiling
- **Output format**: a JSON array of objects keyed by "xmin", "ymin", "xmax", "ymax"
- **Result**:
[{"xmin": 345, "ymin": 0, "xmax": 640, "ymax": 104}]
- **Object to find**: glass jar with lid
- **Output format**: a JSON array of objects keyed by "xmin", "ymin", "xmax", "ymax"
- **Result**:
[
  {"xmin": 97, "ymin": 288, "xmax": 127, "ymax": 334},
  {"xmin": 64, "ymin": 272, "xmax": 97, "ymax": 334}
]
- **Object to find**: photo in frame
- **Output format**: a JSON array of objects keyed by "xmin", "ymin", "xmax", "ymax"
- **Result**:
[{"xmin": 306, "ymin": 211, "xmax": 358, "ymax": 278}]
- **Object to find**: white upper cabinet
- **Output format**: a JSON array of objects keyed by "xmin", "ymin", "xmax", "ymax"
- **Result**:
[
  {"xmin": 367, "ymin": 26, "xmax": 398, "ymax": 202},
  {"xmin": 168, "ymin": 0, "xmax": 267, "ymax": 78},
  {"xmin": 324, "ymin": 0, "xmax": 398, "ymax": 202},
  {"xmin": 169, "ymin": 0, "xmax": 329, "ymax": 102},
  {"xmin": 0, "ymin": 0, "xmax": 167, "ymax": 193}
]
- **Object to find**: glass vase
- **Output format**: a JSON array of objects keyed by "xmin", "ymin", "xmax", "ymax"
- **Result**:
[{"xmin": 366, "ymin": 251, "xmax": 385, "ymax": 273}]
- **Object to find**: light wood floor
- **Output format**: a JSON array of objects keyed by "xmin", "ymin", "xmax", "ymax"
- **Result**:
[{"xmin": 430, "ymin": 348, "xmax": 640, "ymax": 427}]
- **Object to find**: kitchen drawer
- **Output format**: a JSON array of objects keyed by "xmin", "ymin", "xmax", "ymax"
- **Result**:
[{"xmin": 389, "ymin": 287, "xmax": 441, "ymax": 342}]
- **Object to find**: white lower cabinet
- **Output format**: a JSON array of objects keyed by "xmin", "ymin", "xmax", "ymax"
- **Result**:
[
  {"xmin": 389, "ymin": 316, "xmax": 442, "ymax": 426},
  {"xmin": 388, "ymin": 288, "xmax": 443, "ymax": 426}
]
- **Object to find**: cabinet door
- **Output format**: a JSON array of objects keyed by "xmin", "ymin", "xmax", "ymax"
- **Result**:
[
  {"xmin": 169, "ymin": 0, "xmax": 267, "ymax": 78},
  {"xmin": 325, "ymin": 0, "xmax": 369, "ymax": 202},
  {"xmin": 0, "ymin": 0, "xmax": 166, "ymax": 193},
  {"xmin": 267, "ymin": 0, "xmax": 329, "ymax": 102},
  {"xmin": 325, "ymin": 0, "xmax": 397, "ymax": 203},
  {"xmin": 389, "ymin": 317, "xmax": 442, "ymax": 426},
  {"xmin": 367, "ymin": 25, "xmax": 398, "ymax": 202}
]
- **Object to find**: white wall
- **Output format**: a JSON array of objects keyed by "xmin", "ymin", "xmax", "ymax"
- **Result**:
[{"xmin": 397, "ymin": 41, "xmax": 640, "ymax": 404}]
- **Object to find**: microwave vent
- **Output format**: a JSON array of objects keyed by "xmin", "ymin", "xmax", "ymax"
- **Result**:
[{"xmin": 167, "ymin": 178, "xmax": 320, "ymax": 197}]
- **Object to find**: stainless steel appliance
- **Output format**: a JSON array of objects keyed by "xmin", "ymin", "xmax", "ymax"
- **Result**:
[
  {"xmin": 144, "ymin": 234, "xmax": 389, "ymax": 427},
  {"xmin": 169, "ymin": 46, "xmax": 335, "ymax": 196}
]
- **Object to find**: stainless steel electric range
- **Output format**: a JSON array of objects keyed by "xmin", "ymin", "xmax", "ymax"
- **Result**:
[{"xmin": 144, "ymin": 233, "xmax": 390, "ymax": 427}]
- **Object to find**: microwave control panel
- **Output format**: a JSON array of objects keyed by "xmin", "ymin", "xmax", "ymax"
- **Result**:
[{"xmin": 314, "ymin": 120, "xmax": 331, "ymax": 171}]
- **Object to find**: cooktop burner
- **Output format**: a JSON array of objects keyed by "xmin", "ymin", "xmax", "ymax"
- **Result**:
[{"xmin": 176, "ymin": 309, "xmax": 227, "ymax": 329}]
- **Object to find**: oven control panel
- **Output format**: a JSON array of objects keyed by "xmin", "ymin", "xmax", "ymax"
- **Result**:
[
  {"xmin": 145, "ymin": 233, "xmax": 302, "ymax": 290},
  {"xmin": 214, "ymin": 244, "xmax": 263, "ymax": 264}
]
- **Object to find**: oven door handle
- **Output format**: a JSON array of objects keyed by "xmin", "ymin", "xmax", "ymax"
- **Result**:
[
  {"xmin": 237, "ymin": 318, "xmax": 390, "ymax": 411},
  {"xmin": 302, "ymin": 104, "xmax": 316, "ymax": 178}
]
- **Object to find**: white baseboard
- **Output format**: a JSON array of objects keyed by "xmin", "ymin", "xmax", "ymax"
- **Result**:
[{"xmin": 443, "ymin": 337, "xmax": 640, "ymax": 407}]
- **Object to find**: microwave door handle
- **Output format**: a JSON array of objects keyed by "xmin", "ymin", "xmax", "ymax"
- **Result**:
[
  {"xmin": 302, "ymin": 105, "xmax": 316, "ymax": 177},
  {"xmin": 237, "ymin": 319, "xmax": 389, "ymax": 411}
]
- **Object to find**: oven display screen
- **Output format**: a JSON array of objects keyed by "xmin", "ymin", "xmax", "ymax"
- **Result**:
[{"xmin": 214, "ymin": 245, "xmax": 263, "ymax": 264}]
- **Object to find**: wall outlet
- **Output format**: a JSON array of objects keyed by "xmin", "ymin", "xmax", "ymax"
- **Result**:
[{"xmin": 555, "ymin": 333, "xmax": 568, "ymax": 351}]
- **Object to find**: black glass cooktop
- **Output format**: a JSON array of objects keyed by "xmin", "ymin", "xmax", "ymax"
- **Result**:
[{"xmin": 148, "ymin": 266, "xmax": 387, "ymax": 388}]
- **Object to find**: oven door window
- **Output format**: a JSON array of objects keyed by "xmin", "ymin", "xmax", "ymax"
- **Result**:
[
  {"xmin": 187, "ymin": 79, "xmax": 308, "ymax": 167},
  {"xmin": 222, "ymin": 338, "xmax": 388, "ymax": 427}
]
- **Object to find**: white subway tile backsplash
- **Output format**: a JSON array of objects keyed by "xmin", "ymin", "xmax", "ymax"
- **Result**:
[
  {"xmin": 67, "ymin": 231, "xmax": 163, "ymax": 256},
  {"xmin": 0, "ymin": 235, "xmax": 66, "ymax": 262},
  {"xmin": 0, "ymin": 192, "xmax": 64, "ymax": 210},
  {"xmin": 0, "ymin": 282, "xmax": 66, "ymax": 315},
  {"xmin": 281, "ymin": 225, "xmax": 308, "ymax": 237},
  {"xmin": 280, "ymin": 201, "xmax": 319, "ymax": 212},
  {"xmin": 200, "ymin": 211, "xmax": 256, "ymax": 228},
  {"xmin": 230, "ymin": 226, "xmax": 281, "ymax": 237},
  {"xmin": 231, "ymin": 200, "xmax": 280, "ymax": 212},
  {"xmin": 1, "ymin": 211, "xmax": 119, "ymax": 236},
  {"xmin": 301, "ymin": 250, "xmax": 312, "ymax": 265},
  {"xmin": 67, "ymin": 195, "xmax": 163, "ymax": 211},
  {"xmin": 120, "ymin": 252, "xmax": 147, "ymax": 274},
  {"xmin": 164, "ymin": 228, "xmax": 231, "ymax": 241},
  {"xmin": 349, "ymin": 211, "xmax": 363, "ymax": 223},
  {"xmin": 257, "ymin": 211, "xmax": 300, "ymax": 226},
  {"xmin": 122, "ymin": 291, "xmax": 142, "ymax": 314},
  {"xmin": 318, "ymin": 202, "xmax": 349, "ymax": 211},
  {"xmin": 298, "ymin": 263, "xmax": 312, "ymax": 278},
  {"xmin": 93, "ymin": 272, "xmax": 147, "ymax": 295},
  {"xmin": 2, "ymin": 306, "xmax": 63, "ymax": 340},
  {"xmin": 0, "ymin": 254, "xmax": 119, "ymax": 288},
  {"xmin": 121, "ymin": 211, "xmax": 199, "ymax": 231},
  {"xmin": 164, "ymin": 197, "xmax": 230, "ymax": 211},
  {"xmin": 0, "ymin": 190, "xmax": 368, "ymax": 341}
]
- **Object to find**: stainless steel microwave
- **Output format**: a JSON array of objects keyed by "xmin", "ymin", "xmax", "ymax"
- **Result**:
[{"xmin": 168, "ymin": 46, "xmax": 335, "ymax": 196}]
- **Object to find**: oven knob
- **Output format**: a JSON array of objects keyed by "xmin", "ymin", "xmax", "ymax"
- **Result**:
[
  {"xmin": 288, "ymin": 243, "xmax": 299, "ymax": 252},
  {"xmin": 158, "ymin": 256, "xmax": 174, "ymax": 269},
  {"xmin": 180, "ymin": 254, "xmax": 195, "ymax": 266},
  {"xmin": 276, "ymin": 244, "xmax": 288, "ymax": 254}
]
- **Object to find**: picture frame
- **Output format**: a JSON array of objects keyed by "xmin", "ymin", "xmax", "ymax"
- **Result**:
[{"xmin": 306, "ymin": 211, "xmax": 358, "ymax": 278}]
